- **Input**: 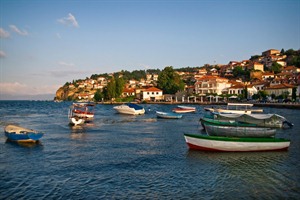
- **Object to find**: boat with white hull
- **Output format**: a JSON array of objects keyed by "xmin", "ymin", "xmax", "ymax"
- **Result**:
[
  {"xmin": 212, "ymin": 103, "xmax": 263, "ymax": 114},
  {"xmin": 184, "ymin": 133, "xmax": 290, "ymax": 152},
  {"xmin": 156, "ymin": 111, "xmax": 182, "ymax": 119},
  {"xmin": 113, "ymin": 103, "xmax": 145, "ymax": 115},
  {"xmin": 172, "ymin": 105, "xmax": 196, "ymax": 113}
]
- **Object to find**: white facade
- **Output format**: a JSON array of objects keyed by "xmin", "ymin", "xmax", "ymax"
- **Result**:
[{"xmin": 141, "ymin": 87, "xmax": 163, "ymax": 101}]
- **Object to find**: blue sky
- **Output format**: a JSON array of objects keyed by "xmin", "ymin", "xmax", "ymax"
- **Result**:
[{"xmin": 0, "ymin": 0, "xmax": 299, "ymax": 100}]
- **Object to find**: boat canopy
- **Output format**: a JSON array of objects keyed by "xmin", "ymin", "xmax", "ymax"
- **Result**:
[{"xmin": 127, "ymin": 103, "xmax": 144, "ymax": 110}]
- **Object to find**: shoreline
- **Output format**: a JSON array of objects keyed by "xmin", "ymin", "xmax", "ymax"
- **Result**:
[{"xmin": 96, "ymin": 101, "xmax": 300, "ymax": 109}]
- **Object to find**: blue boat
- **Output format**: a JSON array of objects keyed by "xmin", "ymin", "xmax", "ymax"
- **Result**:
[
  {"xmin": 4, "ymin": 125, "xmax": 44, "ymax": 142},
  {"xmin": 156, "ymin": 111, "xmax": 183, "ymax": 119}
]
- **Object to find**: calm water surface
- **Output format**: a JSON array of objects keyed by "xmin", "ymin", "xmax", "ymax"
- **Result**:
[{"xmin": 0, "ymin": 101, "xmax": 299, "ymax": 199}]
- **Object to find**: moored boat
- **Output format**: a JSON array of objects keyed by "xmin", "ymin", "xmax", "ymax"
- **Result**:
[
  {"xmin": 4, "ymin": 125, "xmax": 44, "ymax": 142},
  {"xmin": 184, "ymin": 133, "xmax": 290, "ymax": 152},
  {"xmin": 113, "ymin": 103, "xmax": 145, "ymax": 115},
  {"xmin": 205, "ymin": 112, "xmax": 293, "ymax": 128},
  {"xmin": 68, "ymin": 102, "xmax": 95, "ymax": 125},
  {"xmin": 172, "ymin": 105, "xmax": 196, "ymax": 113},
  {"xmin": 71, "ymin": 102, "xmax": 95, "ymax": 122},
  {"xmin": 202, "ymin": 122, "xmax": 276, "ymax": 138},
  {"xmin": 213, "ymin": 103, "xmax": 263, "ymax": 114},
  {"xmin": 200, "ymin": 117, "xmax": 257, "ymax": 128},
  {"xmin": 156, "ymin": 111, "xmax": 182, "ymax": 119}
]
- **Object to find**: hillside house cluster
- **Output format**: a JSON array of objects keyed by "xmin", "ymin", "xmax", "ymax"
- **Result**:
[{"xmin": 67, "ymin": 49, "xmax": 300, "ymax": 102}]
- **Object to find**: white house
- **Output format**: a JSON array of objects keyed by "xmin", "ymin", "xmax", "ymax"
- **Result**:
[{"xmin": 141, "ymin": 87, "xmax": 163, "ymax": 101}]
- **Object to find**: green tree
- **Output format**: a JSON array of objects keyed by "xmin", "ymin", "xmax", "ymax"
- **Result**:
[
  {"xmin": 115, "ymin": 77, "xmax": 125, "ymax": 97},
  {"xmin": 232, "ymin": 66, "xmax": 250, "ymax": 81},
  {"xmin": 243, "ymin": 86, "xmax": 248, "ymax": 99},
  {"xmin": 106, "ymin": 77, "xmax": 116, "ymax": 100},
  {"xmin": 94, "ymin": 89, "xmax": 103, "ymax": 102},
  {"xmin": 157, "ymin": 66, "xmax": 185, "ymax": 94},
  {"xmin": 270, "ymin": 62, "xmax": 282, "ymax": 74}
]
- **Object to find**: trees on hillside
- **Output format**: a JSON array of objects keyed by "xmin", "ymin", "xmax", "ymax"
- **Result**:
[
  {"xmin": 232, "ymin": 66, "xmax": 250, "ymax": 81},
  {"xmin": 97, "ymin": 76, "xmax": 125, "ymax": 101},
  {"xmin": 157, "ymin": 66, "xmax": 185, "ymax": 94},
  {"xmin": 270, "ymin": 62, "xmax": 282, "ymax": 74}
]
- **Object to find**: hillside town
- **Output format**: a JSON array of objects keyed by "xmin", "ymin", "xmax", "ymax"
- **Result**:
[{"xmin": 55, "ymin": 49, "xmax": 300, "ymax": 103}]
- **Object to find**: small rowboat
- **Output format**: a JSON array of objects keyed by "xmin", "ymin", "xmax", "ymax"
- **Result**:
[
  {"xmin": 202, "ymin": 122, "xmax": 277, "ymax": 138},
  {"xmin": 184, "ymin": 133, "xmax": 290, "ymax": 152},
  {"xmin": 214, "ymin": 103, "xmax": 263, "ymax": 114},
  {"xmin": 203, "ymin": 113, "xmax": 293, "ymax": 128},
  {"xmin": 156, "ymin": 111, "xmax": 182, "ymax": 119},
  {"xmin": 4, "ymin": 125, "xmax": 44, "ymax": 143},
  {"xmin": 172, "ymin": 105, "xmax": 196, "ymax": 113}
]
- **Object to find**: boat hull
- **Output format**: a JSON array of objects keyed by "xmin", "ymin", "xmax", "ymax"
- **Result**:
[
  {"xmin": 172, "ymin": 105, "xmax": 196, "ymax": 113},
  {"xmin": 210, "ymin": 113, "xmax": 288, "ymax": 128},
  {"xmin": 184, "ymin": 134, "xmax": 290, "ymax": 152},
  {"xmin": 200, "ymin": 117, "xmax": 257, "ymax": 127},
  {"xmin": 203, "ymin": 122, "xmax": 276, "ymax": 138},
  {"xmin": 156, "ymin": 111, "xmax": 182, "ymax": 119},
  {"xmin": 113, "ymin": 104, "xmax": 145, "ymax": 115},
  {"xmin": 4, "ymin": 125, "xmax": 44, "ymax": 142}
]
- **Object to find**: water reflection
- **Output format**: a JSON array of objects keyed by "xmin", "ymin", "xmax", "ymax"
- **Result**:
[{"xmin": 5, "ymin": 139, "xmax": 44, "ymax": 149}]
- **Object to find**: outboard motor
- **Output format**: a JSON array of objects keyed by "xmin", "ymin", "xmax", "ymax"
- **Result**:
[{"xmin": 283, "ymin": 120, "xmax": 294, "ymax": 128}]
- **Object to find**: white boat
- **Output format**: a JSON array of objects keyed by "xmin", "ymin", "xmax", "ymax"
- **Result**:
[
  {"xmin": 71, "ymin": 103, "xmax": 95, "ymax": 121},
  {"xmin": 113, "ymin": 103, "xmax": 145, "ymax": 115},
  {"xmin": 209, "ymin": 113, "xmax": 293, "ymax": 128},
  {"xmin": 184, "ymin": 133, "xmax": 290, "ymax": 152},
  {"xmin": 172, "ymin": 105, "xmax": 196, "ymax": 113},
  {"xmin": 156, "ymin": 111, "xmax": 182, "ymax": 119},
  {"xmin": 68, "ymin": 102, "xmax": 95, "ymax": 125},
  {"xmin": 214, "ymin": 103, "xmax": 263, "ymax": 114}
]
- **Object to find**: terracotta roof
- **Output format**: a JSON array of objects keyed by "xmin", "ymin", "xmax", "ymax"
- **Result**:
[
  {"xmin": 143, "ymin": 87, "xmax": 162, "ymax": 92},
  {"xmin": 123, "ymin": 88, "xmax": 135, "ymax": 93},
  {"xmin": 229, "ymin": 84, "xmax": 245, "ymax": 89},
  {"xmin": 265, "ymin": 83, "xmax": 296, "ymax": 89},
  {"xmin": 196, "ymin": 75, "xmax": 228, "ymax": 81},
  {"xmin": 284, "ymin": 66, "xmax": 298, "ymax": 70},
  {"xmin": 262, "ymin": 72, "xmax": 275, "ymax": 76}
]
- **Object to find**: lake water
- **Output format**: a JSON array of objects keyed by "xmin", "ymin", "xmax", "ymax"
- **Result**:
[{"xmin": 0, "ymin": 101, "xmax": 299, "ymax": 199}]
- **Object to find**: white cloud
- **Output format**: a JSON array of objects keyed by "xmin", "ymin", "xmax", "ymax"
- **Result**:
[
  {"xmin": 57, "ymin": 13, "xmax": 79, "ymax": 28},
  {"xmin": 58, "ymin": 61, "xmax": 75, "ymax": 67},
  {"xmin": 0, "ymin": 82, "xmax": 58, "ymax": 96},
  {"xmin": 0, "ymin": 50, "xmax": 6, "ymax": 58},
  {"xmin": 0, "ymin": 28, "xmax": 10, "ymax": 38},
  {"xmin": 9, "ymin": 25, "xmax": 28, "ymax": 36}
]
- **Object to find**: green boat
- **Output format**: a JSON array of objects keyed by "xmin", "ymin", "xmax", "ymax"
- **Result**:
[{"xmin": 200, "ymin": 117, "xmax": 257, "ymax": 128}]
